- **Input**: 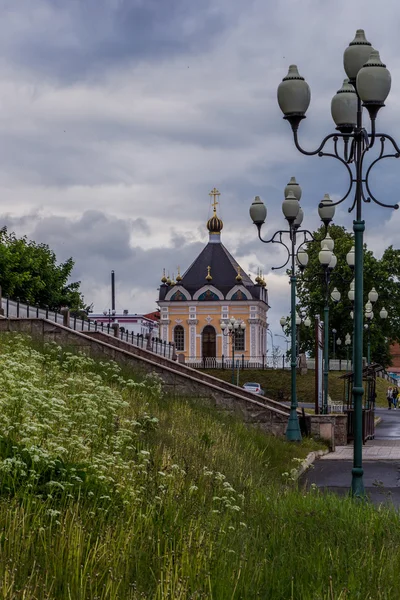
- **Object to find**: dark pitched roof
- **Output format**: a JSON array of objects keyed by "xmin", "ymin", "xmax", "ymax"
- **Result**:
[
  {"xmin": 158, "ymin": 240, "xmax": 267, "ymax": 303},
  {"xmin": 182, "ymin": 241, "xmax": 252, "ymax": 288}
]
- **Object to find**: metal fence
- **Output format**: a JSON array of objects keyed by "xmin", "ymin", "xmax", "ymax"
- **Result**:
[
  {"xmin": 306, "ymin": 358, "xmax": 353, "ymax": 371},
  {"xmin": 186, "ymin": 355, "xmax": 290, "ymax": 370},
  {"xmin": 1, "ymin": 297, "xmax": 175, "ymax": 360},
  {"xmin": 186, "ymin": 355, "xmax": 357, "ymax": 371}
]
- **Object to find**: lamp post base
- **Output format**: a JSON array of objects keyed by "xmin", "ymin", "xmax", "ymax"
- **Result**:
[
  {"xmin": 286, "ymin": 408, "xmax": 302, "ymax": 441},
  {"xmin": 351, "ymin": 466, "xmax": 366, "ymax": 499}
]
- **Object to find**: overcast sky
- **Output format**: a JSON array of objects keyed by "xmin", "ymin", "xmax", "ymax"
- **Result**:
[{"xmin": 1, "ymin": 0, "xmax": 400, "ymax": 350}]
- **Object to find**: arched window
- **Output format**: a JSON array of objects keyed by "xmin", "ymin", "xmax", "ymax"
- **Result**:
[
  {"xmin": 170, "ymin": 290, "xmax": 188, "ymax": 301},
  {"xmin": 174, "ymin": 325, "xmax": 185, "ymax": 351},
  {"xmin": 231, "ymin": 290, "xmax": 246, "ymax": 300},
  {"xmin": 198, "ymin": 289, "xmax": 219, "ymax": 301}
]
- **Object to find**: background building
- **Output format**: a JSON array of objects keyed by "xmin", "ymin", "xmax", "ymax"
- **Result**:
[
  {"xmin": 89, "ymin": 310, "xmax": 159, "ymax": 337},
  {"xmin": 158, "ymin": 188, "xmax": 269, "ymax": 364}
]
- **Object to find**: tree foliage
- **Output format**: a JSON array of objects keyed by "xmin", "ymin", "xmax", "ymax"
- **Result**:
[
  {"xmin": 0, "ymin": 228, "xmax": 88, "ymax": 312},
  {"xmin": 296, "ymin": 224, "xmax": 399, "ymax": 367}
]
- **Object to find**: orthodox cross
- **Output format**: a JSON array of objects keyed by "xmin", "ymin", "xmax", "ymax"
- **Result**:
[{"xmin": 209, "ymin": 187, "xmax": 220, "ymax": 213}]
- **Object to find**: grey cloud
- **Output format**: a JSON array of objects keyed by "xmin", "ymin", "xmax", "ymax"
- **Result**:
[
  {"xmin": 1, "ymin": 0, "xmax": 227, "ymax": 82},
  {"xmin": 1, "ymin": 0, "xmax": 400, "ymax": 331},
  {"xmin": 1, "ymin": 209, "xmax": 208, "ymax": 310}
]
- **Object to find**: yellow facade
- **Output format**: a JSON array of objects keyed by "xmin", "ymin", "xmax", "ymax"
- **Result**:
[{"xmin": 158, "ymin": 295, "xmax": 268, "ymax": 363}]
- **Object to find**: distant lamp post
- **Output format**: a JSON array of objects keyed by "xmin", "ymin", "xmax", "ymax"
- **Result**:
[
  {"xmin": 345, "ymin": 333, "xmax": 352, "ymax": 371},
  {"xmin": 380, "ymin": 307, "xmax": 388, "ymax": 320},
  {"xmin": 332, "ymin": 328, "xmax": 337, "ymax": 360},
  {"xmin": 296, "ymin": 311, "xmax": 311, "ymax": 359},
  {"xmin": 250, "ymin": 179, "xmax": 333, "ymax": 441},
  {"xmin": 280, "ymin": 313, "xmax": 310, "ymax": 361},
  {"xmin": 364, "ymin": 322, "xmax": 372, "ymax": 365},
  {"xmin": 221, "ymin": 317, "xmax": 246, "ymax": 385},
  {"xmin": 276, "ymin": 332, "xmax": 290, "ymax": 355},
  {"xmin": 103, "ymin": 308, "xmax": 116, "ymax": 325},
  {"xmin": 315, "ymin": 233, "xmax": 343, "ymax": 414},
  {"xmin": 363, "ymin": 302, "xmax": 388, "ymax": 365},
  {"xmin": 336, "ymin": 337, "xmax": 342, "ymax": 360}
]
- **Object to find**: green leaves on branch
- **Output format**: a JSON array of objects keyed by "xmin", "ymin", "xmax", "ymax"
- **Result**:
[
  {"xmin": 297, "ymin": 224, "xmax": 398, "ymax": 367},
  {"xmin": 0, "ymin": 228, "xmax": 88, "ymax": 312}
]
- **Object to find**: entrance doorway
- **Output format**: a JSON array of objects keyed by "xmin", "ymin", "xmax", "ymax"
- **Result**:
[{"xmin": 202, "ymin": 325, "xmax": 216, "ymax": 358}]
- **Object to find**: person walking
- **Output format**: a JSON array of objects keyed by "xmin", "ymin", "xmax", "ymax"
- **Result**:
[
  {"xmin": 392, "ymin": 386, "xmax": 399, "ymax": 410},
  {"xmin": 387, "ymin": 386, "xmax": 393, "ymax": 409}
]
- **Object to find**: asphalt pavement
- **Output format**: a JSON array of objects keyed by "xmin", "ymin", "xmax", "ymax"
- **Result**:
[{"xmin": 301, "ymin": 408, "xmax": 400, "ymax": 506}]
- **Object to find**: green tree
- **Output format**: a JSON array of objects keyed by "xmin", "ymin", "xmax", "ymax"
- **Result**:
[
  {"xmin": 296, "ymin": 224, "xmax": 398, "ymax": 367},
  {"xmin": 0, "ymin": 228, "xmax": 89, "ymax": 312}
]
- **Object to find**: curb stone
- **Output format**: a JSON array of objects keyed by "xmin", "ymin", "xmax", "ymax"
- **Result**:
[{"xmin": 294, "ymin": 449, "xmax": 330, "ymax": 481}]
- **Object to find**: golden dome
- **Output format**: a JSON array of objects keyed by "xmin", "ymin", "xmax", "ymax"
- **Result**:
[
  {"xmin": 205, "ymin": 265, "xmax": 213, "ymax": 281},
  {"xmin": 235, "ymin": 266, "xmax": 242, "ymax": 282},
  {"xmin": 176, "ymin": 267, "xmax": 182, "ymax": 282},
  {"xmin": 166, "ymin": 273, "xmax": 171, "ymax": 286},
  {"xmin": 161, "ymin": 268, "xmax": 167, "ymax": 284},
  {"xmin": 207, "ymin": 213, "xmax": 223, "ymax": 234}
]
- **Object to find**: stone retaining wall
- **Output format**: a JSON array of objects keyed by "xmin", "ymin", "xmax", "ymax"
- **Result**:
[
  {"xmin": 84, "ymin": 330, "xmax": 292, "ymax": 415},
  {"xmin": 0, "ymin": 319, "xmax": 289, "ymax": 438}
]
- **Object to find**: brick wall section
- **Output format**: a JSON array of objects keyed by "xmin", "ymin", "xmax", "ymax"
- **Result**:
[
  {"xmin": 390, "ymin": 343, "xmax": 400, "ymax": 368},
  {"xmin": 0, "ymin": 319, "xmax": 290, "ymax": 437}
]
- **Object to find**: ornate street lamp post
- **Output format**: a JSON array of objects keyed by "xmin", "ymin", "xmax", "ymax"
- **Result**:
[
  {"xmin": 221, "ymin": 317, "xmax": 246, "ymax": 385},
  {"xmin": 250, "ymin": 178, "xmax": 334, "ymax": 441},
  {"xmin": 277, "ymin": 29, "xmax": 399, "ymax": 496}
]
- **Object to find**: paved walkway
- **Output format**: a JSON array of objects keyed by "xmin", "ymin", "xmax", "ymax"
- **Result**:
[
  {"xmin": 323, "ymin": 444, "xmax": 400, "ymax": 460},
  {"xmin": 323, "ymin": 407, "xmax": 400, "ymax": 460},
  {"xmin": 301, "ymin": 408, "xmax": 400, "ymax": 505}
]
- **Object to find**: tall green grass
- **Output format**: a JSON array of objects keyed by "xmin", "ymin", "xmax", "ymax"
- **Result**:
[{"xmin": 0, "ymin": 333, "xmax": 398, "ymax": 599}]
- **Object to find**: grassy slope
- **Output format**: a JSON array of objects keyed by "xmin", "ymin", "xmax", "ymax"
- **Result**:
[
  {"xmin": 0, "ymin": 334, "xmax": 399, "ymax": 599},
  {"xmin": 205, "ymin": 367, "xmax": 390, "ymax": 407}
]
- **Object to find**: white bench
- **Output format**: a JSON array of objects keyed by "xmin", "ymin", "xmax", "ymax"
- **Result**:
[{"xmin": 327, "ymin": 395, "xmax": 344, "ymax": 413}]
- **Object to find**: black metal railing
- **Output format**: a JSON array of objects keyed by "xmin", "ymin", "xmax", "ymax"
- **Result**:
[{"xmin": 1, "ymin": 296, "xmax": 173, "ymax": 359}]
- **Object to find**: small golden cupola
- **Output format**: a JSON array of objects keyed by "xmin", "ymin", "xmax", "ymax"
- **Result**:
[
  {"xmin": 260, "ymin": 272, "xmax": 267, "ymax": 288},
  {"xmin": 166, "ymin": 272, "xmax": 171, "ymax": 286},
  {"xmin": 205, "ymin": 265, "xmax": 213, "ymax": 282},
  {"xmin": 207, "ymin": 187, "xmax": 223, "ymax": 236},
  {"xmin": 161, "ymin": 268, "xmax": 168, "ymax": 284},
  {"xmin": 176, "ymin": 267, "xmax": 182, "ymax": 283},
  {"xmin": 170, "ymin": 273, "xmax": 176, "ymax": 286},
  {"xmin": 236, "ymin": 266, "xmax": 243, "ymax": 282}
]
